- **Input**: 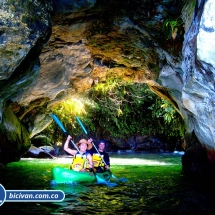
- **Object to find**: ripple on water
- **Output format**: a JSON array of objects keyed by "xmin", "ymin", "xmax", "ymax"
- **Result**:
[{"xmin": 1, "ymin": 153, "xmax": 215, "ymax": 214}]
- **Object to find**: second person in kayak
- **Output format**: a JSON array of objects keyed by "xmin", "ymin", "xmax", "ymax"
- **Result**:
[
  {"xmin": 64, "ymin": 135, "xmax": 94, "ymax": 172},
  {"xmin": 90, "ymin": 139, "xmax": 110, "ymax": 173}
]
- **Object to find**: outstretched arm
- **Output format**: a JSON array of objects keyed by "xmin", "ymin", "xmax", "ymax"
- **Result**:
[{"xmin": 63, "ymin": 135, "xmax": 77, "ymax": 155}]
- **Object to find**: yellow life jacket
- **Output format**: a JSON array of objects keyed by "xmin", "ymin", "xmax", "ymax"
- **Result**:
[
  {"xmin": 70, "ymin": 154, "xmax": 89, "ymax": 171},
  {"xmin": 92, "ymin": 153, "xmax": 105, "ymax": 168}
]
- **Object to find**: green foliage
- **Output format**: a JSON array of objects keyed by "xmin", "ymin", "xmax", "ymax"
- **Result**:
[
  {"xmin": 148, "ymin": 98, "xmax": 184, "ymax": 138},
  {"xmin": 50, "ymin": 79, "xmax": 184, "ymax": 143},
  {"xmin": 161, "ymin": 0, "xmax": 196, "ymax": 41},
  {"xmin": 162, "ymin": 18, "xmax": 184, "ymax": 40},
  {"xmin": 51, "ymin": 97, "xmax": 94, "ymax": 136},
  {"xmin": 86, "ymin": 79, "xmax": 183, "ymax": 140}
]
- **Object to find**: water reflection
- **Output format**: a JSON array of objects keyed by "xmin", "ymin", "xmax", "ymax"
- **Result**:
[{"xmin": 0, "ymin": 153, "xmax": 215, "ymax": 214}]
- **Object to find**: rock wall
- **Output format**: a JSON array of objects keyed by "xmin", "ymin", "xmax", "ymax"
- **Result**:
[
  {"xmin": 0, "ymin": 0, "xmax": 215, "ymax": 173},
  {"xmin": 182, "ymin": 0, "xmax": 215, "ymax": 149},
  {"xmin": 0, "ymin": 0, "xmax": 52, "ymax": 163},
  {"xmin": 0, "ymin": 104, "xmax": 30, "ymax": 165}
]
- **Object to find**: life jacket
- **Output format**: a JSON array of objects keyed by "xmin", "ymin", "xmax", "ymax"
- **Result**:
[
  {"xmin": 70, "ymin": 153, "xmax": 89, "ymax": 171},
  {"xmin": 92, "ymin": 153, "xmax": 105, "ymax": 168}
]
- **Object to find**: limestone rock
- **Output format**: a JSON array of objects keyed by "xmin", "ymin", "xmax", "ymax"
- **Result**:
[
  {"xmin": 0, "ymin": 105, "xmax": 30, "ymax": 164},
  {"xmin": 0, "ymin": 0, "xmax": 215, "ymax": 174}
]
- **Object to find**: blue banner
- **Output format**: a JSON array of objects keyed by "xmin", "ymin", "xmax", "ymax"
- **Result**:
[
  {"xmin": 0, "ymin": 184, "xmax": 65, "ymax": 206},
  {"xmin": 6, "ymin": 190, "xmax": 65, "ymax": 202}
]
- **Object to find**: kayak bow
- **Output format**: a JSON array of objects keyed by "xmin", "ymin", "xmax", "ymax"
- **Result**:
[{"xmin": 52, "ymin": 167, "xmax": 111, "ymax": 184}]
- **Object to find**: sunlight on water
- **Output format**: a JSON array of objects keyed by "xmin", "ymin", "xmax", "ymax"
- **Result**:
[
  {"xmin": 1, "ymin": 153, "xmax": 215, "ymax": 215},
  {"xmin": 111, "ymin": 157, "xmax": 174, "ymax": 165},
  {"xmin": 21, "ymin": 157, "xmax": 174, "ymax": 166},
  {"xmin": 21, "ymin": 152, "xmax": 181, "ymax": 166}
]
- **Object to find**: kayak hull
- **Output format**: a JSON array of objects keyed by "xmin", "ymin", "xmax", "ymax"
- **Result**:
[{"xmin": 52, "ymin": 167, "xmax": 111, "ymax": 184}]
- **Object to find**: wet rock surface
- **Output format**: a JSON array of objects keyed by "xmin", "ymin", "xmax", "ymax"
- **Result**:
[{"xmin": 0, "ymin": 0, "xmax": 215, "ymax": 174}]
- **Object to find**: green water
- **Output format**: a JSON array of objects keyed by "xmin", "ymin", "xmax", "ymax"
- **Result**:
[{"xmin": 0, "ymin": 152, "xmax": 215, "ymax": 214}]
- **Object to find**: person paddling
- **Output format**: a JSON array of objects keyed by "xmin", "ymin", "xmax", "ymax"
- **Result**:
[
  {"xmin": 64, "ymin": 135, "xmax": 94, "ymax": 172},
  {"xmin": 90, "ymin": 139, "xmax": 110, "ymax": 173}
]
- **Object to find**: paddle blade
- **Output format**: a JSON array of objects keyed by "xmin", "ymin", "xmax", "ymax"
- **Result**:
[
  {"xmin": 51, "ymin": 114, "xmax": 67, "ymax": 134},
  {"xmin": 95, "ymin": 174, "xmax": 108, "ymax": 183},
  {"xmin": 106, "ymin": 169, "xmax": 117, "ymax": 179},
  {"xmin": 75, "ymin": 116, "xmax": 88, "ymax": 135},
  {"xmin": 111, "ymin": 173, "xmax": 117, "ymax": 179}
]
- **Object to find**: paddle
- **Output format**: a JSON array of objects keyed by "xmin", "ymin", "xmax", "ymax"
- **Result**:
[
  {"xmin": 51, "ymin": 114, "xmax": 106, "ymax": 183},
  {"xmin": 75, "ymin": 115, "xmax": 117, "ymax": 178},
  {"xmin": 51, "ymin": 114, "xmax": 80, "ymax": 152}
]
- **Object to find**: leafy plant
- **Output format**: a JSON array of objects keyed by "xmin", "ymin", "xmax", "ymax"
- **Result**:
[
  {"xmin": 49, "ymin": 79, "xmax": 184, "ymax": 144},
  {"xmin": 162, "ymin": 17, "xmax": 184, "ymax": 40},
  {"xmin": 86, "ymin": 79, "xmax": 183, "ymax": 140}
]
